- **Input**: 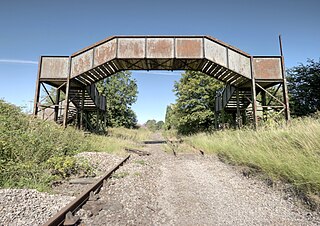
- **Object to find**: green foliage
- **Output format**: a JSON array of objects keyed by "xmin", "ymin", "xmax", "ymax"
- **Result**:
[
  {"xmin": 145, "ymin": 119, "xmax": 164, "ymax": 131},
  {"xmin": 0, "ymin": 100, "xmax": 131, "ymax": 190},
  {"xmin": 112, "ymin": 172, "xmax": 129, "ymax": 179},
  {"xmin": 45, "ymin": 156, "xmax": 93, "ymax": 178},
  {"xmin": 97, "ymin": 71, "xmax": 138, "ymax": 128},
  {"xmin": 186, "ymin": 115, "xmax": 320, "ymax": 195},
  {"xmin": 107, "ymin": 127, "xmax": 151, "ymax": 143},
  {"xmin": 167, "ymin": 71, "xmax": 223, "ymax": 134},
  {"xmin": 42, "ymin": 86, "xmax": 65, "ymax": 106},
  {"xmin": 287, "ymin": 59, "xmax": 320, "ymax": 117}
]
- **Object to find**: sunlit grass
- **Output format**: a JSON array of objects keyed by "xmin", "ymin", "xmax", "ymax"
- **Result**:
[
  {"xmin": 185, "ymin": 116, "xmax": 320, "ymax": 195},
  {"xmin": 107, "ymin": 127, "xmax": 152, "ymax": 142}
]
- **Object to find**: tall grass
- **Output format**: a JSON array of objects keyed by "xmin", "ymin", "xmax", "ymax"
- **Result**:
[
  {"xmin": 0, "ymin": 100, "xmax": 138, "ymax": 190},
  {"xmin": 107, "ymin": 127, "xmax": 152, "ymax": 142},
  {"xmin": 185, "ymin": 116, "xmax": 320, "ymax": 196}
]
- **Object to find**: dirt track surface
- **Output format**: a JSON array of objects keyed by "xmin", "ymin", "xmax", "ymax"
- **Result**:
[{"xmin": 78, "ymin": 133, "xmax": 319, "ymax": 225}]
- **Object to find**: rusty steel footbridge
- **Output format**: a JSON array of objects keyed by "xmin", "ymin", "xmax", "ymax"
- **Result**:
[{"xmin": 33, "ymin": 35, "xmax": 290, "ymax": 130}]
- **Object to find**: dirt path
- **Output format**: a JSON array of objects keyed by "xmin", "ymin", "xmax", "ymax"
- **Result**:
[
  {"xmin": 78, "ymin": 133, "xmax": 319, "ymax": 225},
  {"xmin": 156, "ymin": 154, "xmax": 318, "ymax": 225}
]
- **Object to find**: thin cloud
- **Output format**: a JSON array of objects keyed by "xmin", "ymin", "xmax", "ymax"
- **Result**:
[{"xmin": 0, "ymin": 59, "xmax": 38, "ymax": 65}]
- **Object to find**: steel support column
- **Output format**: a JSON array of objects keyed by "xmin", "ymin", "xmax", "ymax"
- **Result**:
[
  {"xmin": 236, "ymin": 88, "xmax": 241, "ymax": 128},
  {"xmin": 250, "ymin": 56, "xmax": 258, "ymax": 129},
  {"xmin": 63, "ymin": 57, "xmax": 72, "ymax": 128},
  {"xmin": 80, "ymin": 89, "xmax": 85, "ymax": 130},
  {"xmin": 54, "ymin": 88, "xmax": 61, "ymax": 122},
  {"xmin": 214, "ymin": 111, "xmax": 218, "ymax": 130},
  {"xmin": 261, "ymin": 90, "xmax": 267, "ymax": 121},
  {"xmin": 279, "ymin": 35, "xmax": 291, "ymax": 123},
  {"xmin": 33, "ymin": 57, "xmax": 42, "ymax": 116}
]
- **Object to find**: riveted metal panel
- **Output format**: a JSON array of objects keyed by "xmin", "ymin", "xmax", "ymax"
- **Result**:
[
  {"xmin": 253, "ymin": 58, "xmax": 282, "ymax": 80},
  {"xmin": 176, "ymin": 38, "xmax": 203, "ymax": 58},
  {"xmin": 146, "ymin": 38, "xmax": 174, "ymax": 58},
  {"xmin": 118, "ymin": 38, "xmax": 145, "ymax": 58},
  {"xmin": 40, "ymin": 57, "xmax": 69, "ymax": 79},
  {"xmin": 204, "ymin": 38, "xmax": 227, "ymax": 67},
  {"xmin": 94, "ymin": 39, "xmax": 116, "ymax": 67},
  {"xmin": 228, "ymin": 50, "xmax": 251, "ymax": 78},
  {"xmin": 71, "ymin": 49, "xmax": 93, "ymax": 78}
]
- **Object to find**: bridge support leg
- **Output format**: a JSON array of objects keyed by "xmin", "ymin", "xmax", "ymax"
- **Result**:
[
  {"xmin": 96, "ymin": 108, "xmax": 100, "ymax": 132},
  {"xmin": 54, "ymin": 88, "xmax": 61, "ymax": 122},
  {"xmin": 80, "ymin": 89, "xmax": 85, "ymax": 130},
  {"xmin": 250, "ymin": 57, "xmax": 258, "ymax": 129},
  {"xmin": 261, "ymin": 90, "xmax": 267, "ymax": 121},
  {"xmin": 236, "ymin": 88, "xmax": 242, "ymax": 129},
  {"xmin": 33, "ymin": 57, "xmax": 42, "ymax": 116},
  {"xmin": 221, "ymin": 109, "xmax": 225, "ymax": 129},
  {"xmin": 279, "ymin": 35, "xmax": 291, "ymax": 123},
  {"xmin": 214, "ymin": 111, "xmax": 218, "ymax": 130},
  {"xmin": 63, "ymin": 57, "xmax": 72, "ymax": 128}
]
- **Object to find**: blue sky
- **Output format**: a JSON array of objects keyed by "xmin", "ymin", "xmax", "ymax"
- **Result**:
[{"xmin": 0, "ymin": 0, "xmax": 319, "ymax": 123}]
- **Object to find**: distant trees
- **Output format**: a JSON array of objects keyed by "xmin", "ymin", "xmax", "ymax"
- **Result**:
[
  {"xmin": 97, "ymin": 71, "xmax": 138, "ymax": 128},
  {"xmin": 287, "ymin": 59, "xmax": 320, "ymax": 117},
  {"xmin": 165, "ymin": 71, "xmax": 223, "ymax": 134},
  {"xmin": 145, "ymin": 119, "xmax": 164, "ymax": 131}
]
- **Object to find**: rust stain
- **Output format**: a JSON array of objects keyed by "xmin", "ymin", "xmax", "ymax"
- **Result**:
[
  {"xmin": 71, "ymin": 50, "xmax": 92, "ymax": 77},
  {"xmin": 94, "ymin": 39, "xmax": 116, "ymax": 67},
  {"xmin": 147, "ymin": 38, "xmax": 173, "ymax": 58},
  {"xmin": 176, "ymin": 39, "xmax": 202, "ymax": 58},
  {"xmin": 253, "ymin": 58, "xmax": 282, "ymax": 80},
  {"xmin": 118, "ymin": 38, "xmax": 145, "ymax": 58},
  {"xmin": 41, "ymin": 57, "xmax": 69, "ymax": 79}
]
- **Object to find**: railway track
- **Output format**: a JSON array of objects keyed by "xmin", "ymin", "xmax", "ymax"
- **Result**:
[{"xmin": 43, "ymin": 155, "xmax": 130, "ymax": 226}]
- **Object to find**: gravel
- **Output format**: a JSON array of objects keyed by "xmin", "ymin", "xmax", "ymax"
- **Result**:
[{"xmin": 0, "ymin": 189, "xmax": 74, "ymax": 226}]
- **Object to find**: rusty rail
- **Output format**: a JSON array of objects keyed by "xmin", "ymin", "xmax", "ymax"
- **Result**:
[{"xmin": 43, "ymin": 155, "xmax": 130, "ymax": 226}]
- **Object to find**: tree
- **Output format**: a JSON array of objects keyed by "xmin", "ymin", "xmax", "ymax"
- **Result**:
[
  {"xmin": 145, "ymin": 119, "xmax": 157, "ymax": 131},
  {"xmin": 156, "ymin": 121, "xmax": 164, "ymax": 130},
  {"xmin": 97, "ymin": 71, "xmax": 138, "ymax": 128},
  {"xmin": 287, "ymin": 59, "xmax": 320, "ymax": 117},
  {"xmin": 145, "ymin": 119, "xmax": 164, "ymax": 131},
  {"xmin": 169, "ymin": 71, "xmax": 224, "ymax": 134}
]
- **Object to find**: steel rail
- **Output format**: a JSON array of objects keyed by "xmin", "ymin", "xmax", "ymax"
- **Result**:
[{"xmin": 43, "ymin": 155, "xmax": 130, "ymax": 226}]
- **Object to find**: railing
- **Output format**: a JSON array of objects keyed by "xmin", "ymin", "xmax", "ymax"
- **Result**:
[
  {"xmin": 215, "ymin": 84, "xmax": 236, "ymax": 112},
  {"xmin": 86, "ymin": 84, "xmax": 106, "ymax": 111}
]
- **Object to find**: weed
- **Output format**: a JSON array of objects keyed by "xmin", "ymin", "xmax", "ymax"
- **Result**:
[
  {"xmin": 112, "ymin": 172, "xmax": 129, "ymax": 179},
  {"xmin": 134, "ymin": 160, "xmax": 145, "ymax": 165}
]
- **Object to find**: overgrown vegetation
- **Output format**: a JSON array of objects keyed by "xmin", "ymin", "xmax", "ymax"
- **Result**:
[
  {"xmin": 0, "ymin": 100, "xmax": 137, "ymax": 191},
  {"xmin": 97, "ymin": 71, "xmax": 138, "ymax": 128},
  {"xmin": 287, "ymin": 59, "xmax": 320, "ymax": 117},
  {"xmin": 145, "ymin": 119, "xmax": 164, "ymax": 131},
  {"xmin": 107, "ymin": 127, "xmax": 151, "ymax": 142},
  {"xmin": 185, "ymin": 115, "xmax": 320, "ymax": 205},
  {"xmin": 165, "ymin": 71, "xmax": 223, "ymax": 134}
]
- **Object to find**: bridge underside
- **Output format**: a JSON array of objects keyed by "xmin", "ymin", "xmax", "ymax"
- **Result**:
[{"xmin": 34, "ymin": 36, "xmax": 290, "ymax": 130}]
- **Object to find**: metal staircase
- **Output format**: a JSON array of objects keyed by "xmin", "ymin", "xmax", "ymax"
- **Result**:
[{"xmin": 215, "ymin": 84, "xmax": 252, "ymax": 113}]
